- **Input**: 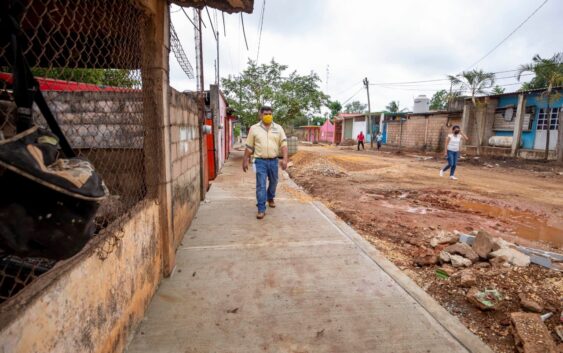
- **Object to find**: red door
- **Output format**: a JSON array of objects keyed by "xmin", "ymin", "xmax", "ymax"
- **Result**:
[{"xmin": 205, "ymin": 118, "xmax": 216, "ymax": 180}]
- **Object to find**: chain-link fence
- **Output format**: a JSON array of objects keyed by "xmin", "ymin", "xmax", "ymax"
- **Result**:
[{"xmin": 0, "ymin": 0, "xmax": 155, "ymax": 304}]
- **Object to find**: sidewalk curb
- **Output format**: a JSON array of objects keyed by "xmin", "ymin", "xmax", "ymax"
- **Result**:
[{"xmin": 311, "ymin": 200, "xmax": 495, "ymax": 353}]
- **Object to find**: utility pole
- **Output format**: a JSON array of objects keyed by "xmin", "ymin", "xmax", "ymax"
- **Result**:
[
  {"xmin": 363, "ymin": 77, "xmax": 373, "ymax": 148},
  {"xmin": 195, "ymin": 8, "xmax": 206, "ymax": 200}
]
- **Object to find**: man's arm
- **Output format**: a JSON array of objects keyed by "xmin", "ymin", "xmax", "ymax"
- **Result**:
[
  {"xmin": 279, "ymin": 127, "xmax": 289, "ymax": 170},
  {"xmin": 461, "ymin": 132, "xmax": 469, "ymax": 141},
  {"xmin": 243, "ymin": 128, "xmax": 255, "ymax": 172},
  {"xmin": 243, "ymin": 147, "xmax": 252, "ymax": 172}
]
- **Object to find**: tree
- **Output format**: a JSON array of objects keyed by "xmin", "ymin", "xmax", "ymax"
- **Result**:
[
  {"xmin": 328, "ymin": 100, "xmax": 342, "ymax": 117},
  {"xmin": 492, "ymin": 85, "xmax": 505, "ymax": 95},
  {"xmin": 30, "ymin": 68, "xmax": 139, "ymax": 87},
  {"xmin": 517, "ymin": 52, "xmax": 563, "ymax": 162},
  {"xmin": 221, "ymin": 59, "xmax": 329, "ymax": 128},
  {"xmin": 449, "ymin": 69, "xmax": 495, "ymax": 155},
  {"xmin": 344, "ymin": 100, "xmax": 367, "ymax": 113},
  {"xmin": 448, "ymin": 69, "xmax": 495, "ymax": 106},
  {"xmin": 518, "ymin": 53, "xmax": 563, "ymax": 91},
  {"xmin": 430, "ymin": 90, "xmax": 448, "ymax": 110},
  {"xmin": 385, "ymin": 100, "xmax": 407, "ymax": 113}
]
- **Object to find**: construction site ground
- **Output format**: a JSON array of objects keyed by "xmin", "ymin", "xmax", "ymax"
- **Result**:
[{"xmin": 288, "ymin": 144, "xmax": 563, "ymax": 353}]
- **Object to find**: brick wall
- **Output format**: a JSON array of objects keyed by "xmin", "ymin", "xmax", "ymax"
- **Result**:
[
  {"xmin": 169, "ymin": 89, "xmax": 201, "ymax": 250},
  {"xmin": 385, "ymin": 114, "xmax": 454, "ymax": 151}
]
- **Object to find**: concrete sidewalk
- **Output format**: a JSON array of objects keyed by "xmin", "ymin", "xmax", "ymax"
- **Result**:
[{"xmin": 126, "ymin": 152, "xmax": 492, "ymax": 353}]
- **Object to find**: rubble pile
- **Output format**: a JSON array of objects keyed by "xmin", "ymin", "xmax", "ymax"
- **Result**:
[{"xmin": 414, "ymin": 229, "xmax": 562, "ymax": 352}]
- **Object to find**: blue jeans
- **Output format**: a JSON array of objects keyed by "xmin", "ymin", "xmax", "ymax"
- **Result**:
[
  {"xmin": 255, "ymin": 158, "xmax": 279, "ymax": 212},
  {"xmin": 442, "ymin": 150, "xmax": 459, "ymax": 176}
]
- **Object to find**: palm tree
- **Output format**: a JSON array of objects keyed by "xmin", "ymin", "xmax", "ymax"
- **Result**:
[
  {"xmin": 385, "ymin": 101, "xmax": 407, "ymax": 113},
  {"xmin": 492, "ymin": 85, "xmax": 505, "ymax": 95},
  {"xmin": 517, "ymin": 53, "xmax": 563, "ymax": 162},
  {"xmin": 448, "ymin": 69, "xmax": 495, "ymax": 106},
  {"xmin": 448, "ymin": 69, "xmax": 495, "ymax": 155}
]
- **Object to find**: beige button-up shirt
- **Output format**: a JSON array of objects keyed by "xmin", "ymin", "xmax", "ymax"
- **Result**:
[{"xmin": 246, "ymin": 122, "xmax": 287, "ymax": 158}]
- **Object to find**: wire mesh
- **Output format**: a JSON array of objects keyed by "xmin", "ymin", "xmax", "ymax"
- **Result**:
[{"xmin": 0, "ymin": 0, "xmax": 155, "ymax": 304}]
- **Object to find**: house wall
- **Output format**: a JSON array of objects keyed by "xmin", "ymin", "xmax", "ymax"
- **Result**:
[
  {"xmin": 352, "ymin": 117, "xmax": 366, "ymax": 141},
  {"xmin": 319, "ymin": 121, "xmax": 334, "ymax": 143},
  {"xmin": 385, "ymin": 114, "xmax": 456, "ymax": 151},
  {"xmin": 169, "ymin": 89, "xmax": 201, "ymax": 251},
  {"xmin": 0, "ymin": 201, "xmax": 162, "ymax": 353},
  {"xmin": 492, "ymin": 93, "xmax": 563, "ymax": 150}
]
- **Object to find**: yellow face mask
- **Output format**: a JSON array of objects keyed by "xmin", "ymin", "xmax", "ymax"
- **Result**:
[{"xmin": 262, "ymin": 114, "xmax": 273, "ymax": 124}]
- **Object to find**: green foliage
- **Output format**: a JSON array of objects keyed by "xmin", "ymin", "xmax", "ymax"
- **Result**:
[
  {"xmin": 344, "ymin": 100, "xmax": 367, "ymax": 113},
  {"xmin": 30, "ymin": 68, "xmax": 139, "ymax": 87},
  {"xmin": 448, "ymin": 69, "xmax": 495, "ymax": 106},
  {"xmin": 491, "ymin": 85, "xmax": 505, "ymax": 95},
  {"xmin": 517, "ymin": 52, "xmax": 563, "ymax": 91},
  {"xmin": 292, "ymin": 115, "xmax": 326, "ymax": 127},
  {"xmin": 328, "ymin": 100, "xmax": 342, "ymax": 117},
  {"xmin": 234, "ymin": 124, "xmax": 241, "ymax": 138},
  {"xmin": 221, "ymin": 59, "xmax": 329, "ymax": 128},
  {"xmin": 385, "ymin": 100, "xmax": 407, "ymax": 113},
  {"xmin": 429, "ymin": 90, "xmax": 448, "ymax": 110}
]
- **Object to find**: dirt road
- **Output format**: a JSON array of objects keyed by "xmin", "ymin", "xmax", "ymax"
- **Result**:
[{"xmin": 288, "ymin": 145, "xmax": 563, "ymax": 353}]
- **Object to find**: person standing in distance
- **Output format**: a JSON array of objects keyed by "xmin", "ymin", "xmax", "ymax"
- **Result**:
[
  {"xmin": 357, "ymin": 131, "xmax": 365, "ymax": 151},
  {"xmin": 440, "ymin": 125, "xmax": 468, "ymax": 180},
  {"xmin": 376, "ymin": 131, "xmax": 383, "ymax": 151},
  {"xmin": 243, "ymin": 106, "xmax": 288, "ymax": 219}
]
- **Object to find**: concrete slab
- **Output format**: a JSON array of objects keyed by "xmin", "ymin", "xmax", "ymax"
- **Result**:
[{"xmin": 126, "ymin": 153, "xmax": 492, "ymax": 353}]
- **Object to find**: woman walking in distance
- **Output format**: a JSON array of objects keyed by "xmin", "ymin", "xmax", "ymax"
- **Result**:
[{"xmin": 440, "ymin": 125, "xmax": 468, "ymax": 180}]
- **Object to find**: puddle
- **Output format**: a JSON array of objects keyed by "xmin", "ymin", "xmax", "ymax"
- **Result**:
[{"xmin": 458, "ymin": 200, "xmax": 563, "ymax": 248}]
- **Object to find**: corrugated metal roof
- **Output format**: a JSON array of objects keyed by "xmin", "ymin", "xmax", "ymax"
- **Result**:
[{"xmin": 172, "ymin": 0, "xmax": 254, "ymax": 13}]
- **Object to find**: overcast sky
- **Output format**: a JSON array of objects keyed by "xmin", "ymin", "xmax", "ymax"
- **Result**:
[{"xmin": 169, "ymin": 0, "xmax": 562, "ymax": 112}]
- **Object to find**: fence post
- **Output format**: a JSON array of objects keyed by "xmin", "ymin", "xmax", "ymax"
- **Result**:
[
  {"xmin": 511, "ymin": 93, "xmax": 526, "ymax": 157},
  {"xmin": 141, "ymin": 0, "xmax": 175, "ymax": 277}
]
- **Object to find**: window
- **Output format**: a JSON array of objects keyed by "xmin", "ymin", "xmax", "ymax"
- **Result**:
[{"xmin": 537, "ymin": 108, "xmax": 560, "ymax": 130}]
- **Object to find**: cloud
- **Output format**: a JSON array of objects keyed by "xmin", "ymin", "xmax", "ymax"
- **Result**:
[{"xmin": 170, "ymin": 0, "xmax": 563, "ymax": 111}]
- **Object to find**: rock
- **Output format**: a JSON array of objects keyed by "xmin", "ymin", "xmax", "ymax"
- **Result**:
[
  {"xmin": 492, "ymin": 237, "xmax": 512, "ymax": 251},
  {"xmin": 450, "ymin": 254, "xmax": 472, "ymax": 268},
  {"xmin": 466, "ymin": 288, "xmax": 502, "ymax": 311},
  {"xmin": 460, "ymin": 270, "xmax": 477, "ymax": 288},
  {"xmin": 414, "ymin": 250, "xmax": 438, "ymax": 266},
  {"xmin": 472, "ymin": 230, "xmax": 496, "ymax": 259},
  {"xmin": 511, "ymin": 312, "xmax": 557, "ymax": 353},
  {"xmin": 437, "ymin": 265, "xmax": 456, "ymax": 276},
  {"xmin": 489, "ymin": 256, "xmax": 508, "ymax": 267},
  {"xmin": 490, "ymin": 248, "xmax": 531, "ymax": 267},
  {"xmin": 474, "ymin": 262, "xmax": 491, "ymax": 269},
  {"xmin": 519, "ymin": 294, "xmax": 544, "ymax": 313},
  {"xmin": 445, "ymin": 243, "xmax": 479, "ymax": 263},
  {"xmin": 439, "ymin": 251, "xmax": 451, "ymax": 263},
  {"xmin": 429, "ymin": 231, "xmax": 458, "ymax": 248}
]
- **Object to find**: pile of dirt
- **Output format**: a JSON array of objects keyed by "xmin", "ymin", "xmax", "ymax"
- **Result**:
[
  {"xmin": 290, "ymin": 152, "xmax": 348, "ymax": 178},
  {"xmin": 339, "ymin": 138, "xmax": 357, "ymax": 146}
]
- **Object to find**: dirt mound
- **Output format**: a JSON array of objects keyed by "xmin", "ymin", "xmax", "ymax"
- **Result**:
[
  {"xmin": 290, "ymin": 151, "xmax": 348, "ymax": 178},
  {"xmin": 339, "ymin": 138, "xmax": 356, "ymax": 146}
]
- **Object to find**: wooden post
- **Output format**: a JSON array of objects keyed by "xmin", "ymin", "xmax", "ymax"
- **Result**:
[
  {"xmin": 511, "ymin": 93, "xmax": 526, "ymax": 157},
  {"xmin": 460, "ymin": 101, "xmax": 471, "ymax": 151}
]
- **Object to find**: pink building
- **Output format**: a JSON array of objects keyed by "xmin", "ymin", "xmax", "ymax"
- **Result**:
[{"xmin": 319, "ymin": 119, "xmax": 334, "ymax": 143}]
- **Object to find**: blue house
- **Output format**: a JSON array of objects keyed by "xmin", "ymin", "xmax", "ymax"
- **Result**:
[{"xmin": 461, "ymin": 87, "xmax": 562, "ymax": 159}]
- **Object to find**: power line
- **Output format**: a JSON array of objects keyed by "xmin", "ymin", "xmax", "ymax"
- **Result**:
[
  {"xmin": 342, "ymin": 87, "xmax": 365, "ymax": 105},
  {"xmin": 240, "ymin": 13, "xmax": 249, "ymax": 51},
  {"xmin": 205, "ymin": 6, "xmax": 218, "ymax": 41},
  {"xmin": 465, "ymin": 0, "xmax": 550, "ymax": 70},
  {"xmin": 180, "ymin": 7, "xmax": 201, "ymax": 32},
  {"xmin": 369, "ymin": 70, "xmax": 535, "ymax": 86},
  {"xmin": 255, "ymin": 0, "xmax": 266, "ymax": 62},
  {"xmin": 170, "ymin": 22, "xmax": 195, "ymax": 79}
]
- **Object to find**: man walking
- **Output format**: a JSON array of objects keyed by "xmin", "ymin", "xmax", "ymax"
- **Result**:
[
  {"xmin": 243, "ymin": 106, "xmax": 288, "ymax": 219},
  {"xmin": 357, "ymin": 131, "xmax": 365, "ymax": 151}
]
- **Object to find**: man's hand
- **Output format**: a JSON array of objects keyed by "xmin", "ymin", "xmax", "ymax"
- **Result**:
[
  {"xmin": 242, "ymin": 158, "xmax": 249, "ymax": 172},
  {"xmin": 281, "ymin": 158, "xmax": 288, "ymax": 171}
]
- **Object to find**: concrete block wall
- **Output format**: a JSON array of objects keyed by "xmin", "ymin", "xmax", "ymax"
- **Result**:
[
  {"xmin": 169, "ymin": 89, "xmax": 201, "ymax": 251},
  {"xmin": 385, "ymin": 114, "xmax": 452, "ymax": 151}
]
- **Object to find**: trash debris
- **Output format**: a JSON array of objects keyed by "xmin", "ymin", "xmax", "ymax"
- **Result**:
[
  {"xmin": 511, "ymin": 312, "xmax": 557, "ymax": 353},
  {"xmin": 227, "ymin": 307, "xmax": 239, "ymax": 314},
  {"xmin": 541, "ymin": 312, "xmax": 553, "ymax": 321},
  {"xmin": 435, "ymin": 268, "xmax": 450, "ymax": 280},
  {"xmin": 467, "ymin": 288, "xmax": 502, "ymax": 311}
]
